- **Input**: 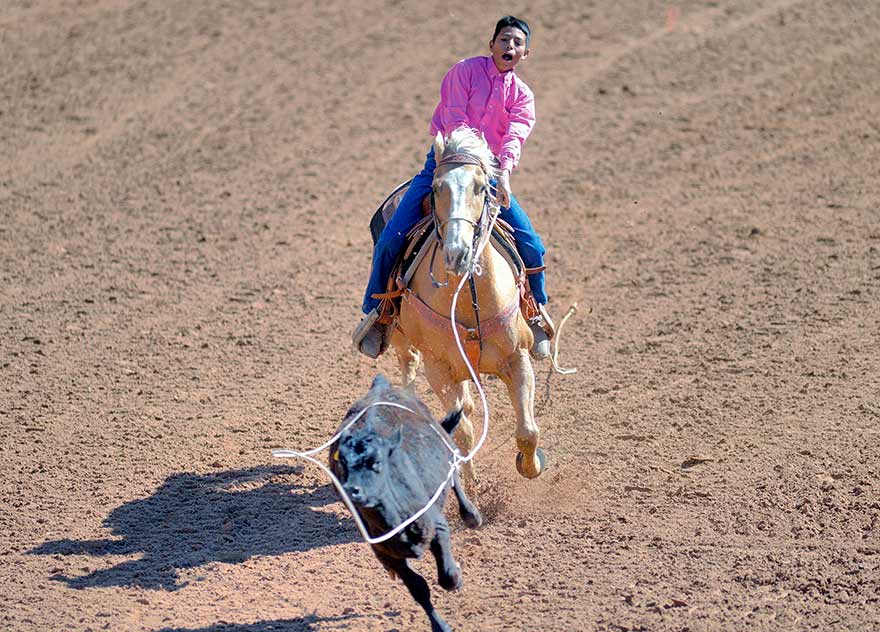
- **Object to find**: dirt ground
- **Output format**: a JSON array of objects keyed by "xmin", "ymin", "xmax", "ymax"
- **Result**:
[{"xmin": 2, "ymin": 1, "xmax": 879, "ymax": 630}]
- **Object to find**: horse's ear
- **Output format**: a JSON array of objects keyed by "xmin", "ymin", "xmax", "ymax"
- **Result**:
[{"xmin": 433, "ymin": 132, "xmax": 445, "ymax": 159}]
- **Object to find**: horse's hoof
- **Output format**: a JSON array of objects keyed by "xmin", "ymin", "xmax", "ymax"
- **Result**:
[{"xmin": 515, "ymin": 447, "xmax": 546, "ymax": 478}]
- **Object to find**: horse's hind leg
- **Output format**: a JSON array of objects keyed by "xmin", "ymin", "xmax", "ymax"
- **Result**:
[
  {"xmin": 499, "ymin": 349, "xmax": 544, "ymax": 479},
  {"xmin": 423, "ymin": 360, "xmax": 478, "ymax": 484}
]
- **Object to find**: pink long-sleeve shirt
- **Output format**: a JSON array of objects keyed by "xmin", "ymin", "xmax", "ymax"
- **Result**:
[{"xmin": 429, "ymin": 56, "xmax": 535, "ymax": 174}]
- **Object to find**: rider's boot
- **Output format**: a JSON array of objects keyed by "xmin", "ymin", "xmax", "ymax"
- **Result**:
[
  {"xmin": 353, "ymin": 308, "xmax": 389, "ymax": 359},
  {"xmin": 529, "ymin": 304, "xmax": 555, "ymax": 361}
]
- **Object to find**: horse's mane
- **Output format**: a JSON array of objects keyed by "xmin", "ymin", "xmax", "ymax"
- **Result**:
[{"xmin": 442, "ymin": 128, "xmax": 501, "ymax": 180}]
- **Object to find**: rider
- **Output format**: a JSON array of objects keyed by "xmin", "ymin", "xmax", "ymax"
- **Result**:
[{"xmin": 354, "ymin": 15, "xmax": 553, "ymax": 360}]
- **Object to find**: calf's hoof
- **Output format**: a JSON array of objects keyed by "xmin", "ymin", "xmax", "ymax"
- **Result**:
[
  {"xmin": 515, "ymin": 447, "xmax": 547, "ymax": 479},
  {"xmin": 439, "ymin": 562, "xmax": 462, "ymax": 591},
  {"xmin": 460, "ymin": 507, "xmax": 483, "ymax": 529}
]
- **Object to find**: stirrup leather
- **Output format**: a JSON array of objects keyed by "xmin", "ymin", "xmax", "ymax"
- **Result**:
[{"xmin": 532, "ymin": 304, "xmax": 556, "ymax": 340}]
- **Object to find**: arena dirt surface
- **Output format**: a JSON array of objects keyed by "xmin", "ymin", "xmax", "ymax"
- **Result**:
[{"xmin": 2, "ymin": 1, "xmax": 879, "ymax": 630}]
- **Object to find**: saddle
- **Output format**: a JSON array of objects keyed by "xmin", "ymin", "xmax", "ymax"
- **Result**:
[
  {"xmin": 367, "ymin": 182, "xmax": 543, "ymax": 342},
  {"xmin": 369, "ymin": 179, "xmax": 431, "ymax": 247}
]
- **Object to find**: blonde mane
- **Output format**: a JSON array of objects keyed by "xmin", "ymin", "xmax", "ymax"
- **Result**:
[{"xmin": 441, "ymin": 128, "xmax": 501, "ymax": 180}]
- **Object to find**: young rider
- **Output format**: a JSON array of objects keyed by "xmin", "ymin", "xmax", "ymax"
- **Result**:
[{"xmin": 354, "ymin": 15, "xmax": 553, "ymax": 360}]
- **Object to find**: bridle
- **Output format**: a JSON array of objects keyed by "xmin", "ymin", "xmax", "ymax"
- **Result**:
[
  {"xmin": 430, "ymin": 152, "xmax": 494, "ymax": 241},
  {"xmin": 428, "ymin": 152, "xmax": 496, "ymax": 288}
]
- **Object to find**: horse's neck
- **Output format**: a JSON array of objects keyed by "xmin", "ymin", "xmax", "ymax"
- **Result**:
[{"xmin": 413, "ymin": 242, "xmax": 518, "ymax": 317}]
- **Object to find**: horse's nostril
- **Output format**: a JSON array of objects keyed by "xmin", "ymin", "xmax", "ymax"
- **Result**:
[{"xmin": 444, "ymin": 245, "xmax": 471, "ymax": 274}]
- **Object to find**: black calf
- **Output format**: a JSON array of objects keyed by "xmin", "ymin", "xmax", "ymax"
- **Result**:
[{"xmin": 330, "ymin": 375, "xmax": 482, "ymax": 632}]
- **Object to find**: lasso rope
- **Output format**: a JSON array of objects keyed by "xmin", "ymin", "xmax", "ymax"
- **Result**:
[
  {"xmin": 550, "ymin": 303, "xmax": 579, "ymax": 375},
  {"xmin": 273, "ymin": 187, "xmax": 577, "ymax": 545},
  {"xmin": 272, "ymin": 211, "xmax": 496, "ymax": 545},
  {"xmin": 273, "ymin": 401, "xmax": 463, "ymax": 545}
]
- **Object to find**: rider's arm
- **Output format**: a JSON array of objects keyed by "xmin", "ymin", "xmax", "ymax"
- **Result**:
[
  {"xmin": 435, "ymin": 60, "xmax": 472, "ymax": 134},
  {"xmin": 497, "ymin": 85, "xmax": 535, "ymax": 175}
]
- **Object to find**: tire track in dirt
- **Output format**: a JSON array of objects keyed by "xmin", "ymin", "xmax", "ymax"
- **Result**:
[
  {"xmin": 533, "ymin": 0, "xmax": 809, "ymax": 108},
  {"xmin": 507, "ymin": 0, "xmax": 880, "ymax": 545}
]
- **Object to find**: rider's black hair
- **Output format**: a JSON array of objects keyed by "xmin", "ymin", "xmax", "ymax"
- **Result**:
[{"xmin": 492, "ymin": 16, "xmax": 531, "ymax": 46}]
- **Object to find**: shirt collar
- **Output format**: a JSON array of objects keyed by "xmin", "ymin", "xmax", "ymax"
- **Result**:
[{"xmin": 485, "ymin": 56, "xmax": 515, "ymax": 83}]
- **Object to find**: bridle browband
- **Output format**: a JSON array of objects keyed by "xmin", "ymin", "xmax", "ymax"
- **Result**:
[{"xmin": 436, "ymin": 152, "xmax": 485, "ymax": 169}]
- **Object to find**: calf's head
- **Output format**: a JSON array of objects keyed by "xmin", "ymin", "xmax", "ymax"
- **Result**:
[{"xmin": 335, "ymin": 419, "xmax": 401, "ymax": 508}]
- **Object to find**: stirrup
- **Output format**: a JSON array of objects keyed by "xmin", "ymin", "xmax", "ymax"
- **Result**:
[
  {"xmin": 530, "ymin": 325, "xmax": 551, "ymax": 361},
  {"xmin": 527, "ymin": 304, "xmax": 553, "ymax": 361},
  {"xmin": 352, "ymin": 308, "xmax": 388, "ymax": 358},
  {"xmin": 532, "ymin": 304, "xmax": 556, "ymax": 339}
]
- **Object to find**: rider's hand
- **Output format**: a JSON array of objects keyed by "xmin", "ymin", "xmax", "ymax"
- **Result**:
[{"xmin": 495, "ymin": 169, "xmax": 512, "ymax": 208}]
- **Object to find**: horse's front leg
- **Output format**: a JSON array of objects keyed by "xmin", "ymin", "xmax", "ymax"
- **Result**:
[
  {"xmin": 391, "ymin": 330, "xmax": 420, "ymax": 388},
  {"xmin": 499, "ymin": 349, "xmax": 545, "ymax": 478},
  {"xmin": 422, "ymin": 359, "xmax": 478, "ymax": 485}
]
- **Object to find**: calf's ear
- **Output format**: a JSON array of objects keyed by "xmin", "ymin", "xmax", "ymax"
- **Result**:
[
  {"xmin": 387, "ymin": 427, "xmax": 403, "ymax": 454},
  {"xmin": 371, "ymin": 374, "xmax": 390, "ymax": 390}
]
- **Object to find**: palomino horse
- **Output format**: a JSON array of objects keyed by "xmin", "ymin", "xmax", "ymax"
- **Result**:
[{"xmin": 389, "ymin": 127, "xmax": 545, "ymax": 482}]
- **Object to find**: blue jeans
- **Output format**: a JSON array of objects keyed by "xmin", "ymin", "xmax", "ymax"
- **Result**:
[{"xmin": 362, "ymin": 147, "xmax": 547, "ymax": 312}]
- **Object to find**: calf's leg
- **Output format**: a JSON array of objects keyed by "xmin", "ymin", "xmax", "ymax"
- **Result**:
[
  {"xmin": 429, "ymin": 513, "xmax": 462, "ymax": 591},
  {"xmin": 382, "ymin": 555, "xmax": 452, "ymax": 632},
  {"xmin": 452, "ymin": 469, "xmax": 482, "ymax": 529}
]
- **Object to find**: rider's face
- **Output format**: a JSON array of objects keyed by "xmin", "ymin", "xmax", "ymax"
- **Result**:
[{"xmin": 489, "ymin": 27, "xmax": 530, "ymax": 73}]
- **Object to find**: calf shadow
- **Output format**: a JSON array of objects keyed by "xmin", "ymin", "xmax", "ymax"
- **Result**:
[
  {"xmin": 155, "ymin": 614, "xmax": 377, "ymax": 632},
  {"xmin": 30, "ymin": 465, "xmax": 357, "ymax": 591}
]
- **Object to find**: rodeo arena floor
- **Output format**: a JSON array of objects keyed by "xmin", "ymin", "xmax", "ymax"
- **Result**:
[{"xmin": 2, "ymin": 1, "xmax": 879, "ymax": 631}]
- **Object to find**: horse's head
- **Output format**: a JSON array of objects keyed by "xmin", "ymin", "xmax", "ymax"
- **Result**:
[{"xmin": 431, "ymin": 129, "xmax": 499, "ymax": 276}]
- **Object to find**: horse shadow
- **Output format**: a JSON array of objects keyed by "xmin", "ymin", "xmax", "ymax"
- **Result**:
[{"xmin": 29, "ymin": 464, "xmax": 357, "ymax": 591}]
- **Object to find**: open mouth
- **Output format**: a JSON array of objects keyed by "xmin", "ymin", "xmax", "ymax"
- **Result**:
[{"xmin": 502, "ymin": 53, "xmax": 513, "ymax": 61}]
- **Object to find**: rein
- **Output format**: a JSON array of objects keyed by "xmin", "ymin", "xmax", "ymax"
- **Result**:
[{"xmin": 424, "ymin": 150, "xmax": 502, "ymax": 363}]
